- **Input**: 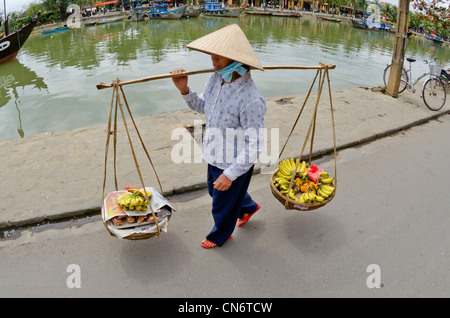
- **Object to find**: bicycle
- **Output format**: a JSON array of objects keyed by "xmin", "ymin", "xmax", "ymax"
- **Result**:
[{"xmin": 383, "ymin": 58, "xmax": 447, "ymax": 111}]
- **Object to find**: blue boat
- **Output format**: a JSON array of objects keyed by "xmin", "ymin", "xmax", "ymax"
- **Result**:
[
  {"xmin": 41, "ymin": 26, "xmax": 70, "ymax": 34},
  {"xmin": 425, "ymin": 34, "xmax": 444, "ymax": 45},
  {"xmin": 96, "ymin": 17, "xmax": 123, "ymax": 25},
  {"xmin": 350, "ymin": 19, "xmax": 391, "ymax": 32},
  {"xmin": 203, "ymin": 0, "xmax": 246, "ymax": 17},
  {"xmin": 146, "ymin": 1, "xmax": 186, "ymax": 20}
]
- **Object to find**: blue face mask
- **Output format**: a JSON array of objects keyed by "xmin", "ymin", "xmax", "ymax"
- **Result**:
[{"xmin": 215, "ymin": 61, "xmax": 248, "ymax": 83}]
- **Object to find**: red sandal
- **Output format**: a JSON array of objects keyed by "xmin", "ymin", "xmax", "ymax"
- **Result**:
[
  {"xmin": 236, "ymin": 203, "xmax": 260, "ymax": 227},
  {"xmin": 201, "ymin": 235, "xmax": 232, "ymax": 249}
]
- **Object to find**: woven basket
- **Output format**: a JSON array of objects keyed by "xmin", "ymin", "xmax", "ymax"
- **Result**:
[
  {"xmin": 120, "ymin": 215, "xmax": 171, "ymax": 241},
  {"xmin": 267, "ymin": 65, "xmax": 337, "ymax": 212},
  {"xmin": 270, "ymin": 169, "xmax": 335, "ymax": 211},
  {"xmin": 103, "ymin": 214, "xmax": 171, "ymax": 241},
  {"xmin": 101, "ymin": 83, "xmax": 168, "ymax": 241},
  {"xmin": 124, "ymin": 233, "xmax": 155, "ymax": 240}
]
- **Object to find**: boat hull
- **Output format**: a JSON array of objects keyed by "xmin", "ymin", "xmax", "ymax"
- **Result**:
[
  {"xmin": 350, "ymin": 19, "xmax": 391, "ymax": 32},
  {"xmin": 41, "ymin": 26, "xmax": 69, "ymax": 34},
  {"xmin": 271, "ymin": 11, "xmax": 302, "ymax": 17},
  {"xmin": 149, "ymin": 6, "xmax": 187, "ymax": 19},
  {"xmin": 183, "ymin": 6, "xmax": 204, "ymax": 17},
  {"xmin": 244, "ymin": 10, "xmax": 272, "ymax": 15},
  {"xmin": 0, "ymin": 52, "xmax": 18, "ymax": 64},
  {"xmin": 0, "ymin": 12, "xmax": 40, "ymax": 64},
  {"xmin": 129, "ymin": 12, "xmax": 147, "ymax": 22},
  {"xmin": 202, "ymin": 7, "xmax": 245, "ymax": 17},
  {"xmin": 320, "ymin": 17, "xmax": 341, "ymax": 23},
  {"xmin": 425, "ymin": 35, "xmax": 443, "ymax": 45},
  {"xmin": 96, "ymin": 17, "xmax": 123, "ymax": 24}
]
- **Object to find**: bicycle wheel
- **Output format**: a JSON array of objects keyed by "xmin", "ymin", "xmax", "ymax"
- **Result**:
[
  {"xmin": 422, "ymin": 78, "xmax": 446, "ymax": 111},
  {"xmin": 383, "ymin": 64, "xmax": 408, "ymax": 93}
]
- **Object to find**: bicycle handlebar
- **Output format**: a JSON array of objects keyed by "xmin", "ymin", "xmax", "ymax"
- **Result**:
[{"xmin": 423, "ymin": 58, "xmax": 438, "ymax": 64}]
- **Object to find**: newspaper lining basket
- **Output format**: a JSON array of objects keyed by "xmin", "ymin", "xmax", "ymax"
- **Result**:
[{"xmin": 113, "ymin": 215, "xmax": 172, "ymax": 241}]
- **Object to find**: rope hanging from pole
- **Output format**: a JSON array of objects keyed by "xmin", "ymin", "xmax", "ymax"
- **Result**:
[
  {"xmin": 99, "ymin": 63, "xmax": 338, "ymax": 240},
  {"xmin": 102, "ymin": 79, "xmax": 164, "ymax": 239}
]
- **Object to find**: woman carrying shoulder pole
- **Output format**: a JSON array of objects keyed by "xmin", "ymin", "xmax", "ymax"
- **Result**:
[{"xmin": 171, "ymin": 24, "xmax": 266, "ymax": 249}]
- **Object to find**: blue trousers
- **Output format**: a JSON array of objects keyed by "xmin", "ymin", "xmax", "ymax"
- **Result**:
[{"xmin": 206, "ymin": 164, "xmax": 258, "ymax": 246}]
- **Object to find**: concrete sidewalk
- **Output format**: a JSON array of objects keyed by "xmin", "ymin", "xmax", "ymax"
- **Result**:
[{"xmin": 0, "ymin": 86, "xmax": 448, "ymax": 229}]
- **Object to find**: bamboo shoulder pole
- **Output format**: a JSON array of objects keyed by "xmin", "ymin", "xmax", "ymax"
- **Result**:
[{"xmin": 96, "ymin": 64, "xmax": 336, "ymax": 90}]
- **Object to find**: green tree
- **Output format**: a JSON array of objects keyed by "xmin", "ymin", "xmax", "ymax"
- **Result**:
[
  {"xmin": 27, "ymin": 2, "xmax": 45, "ymax": 17},
  {"xmin": 355, "ymin": 0, "xmax": 369, "ymax": 18},
  {"xmin": 42, "ymin": 0, "xmax": 72, "ymax": 20},
  {"xmin": 380, "ymin": 2, "xmax": 397, "ymax": 22},
  {"xmin": 411, "ymin": 0, "xmax": 449, "ymax": 32},
  {"xmin": 333, "ymin": 0, "xmax": 347, "ymax": 12}
]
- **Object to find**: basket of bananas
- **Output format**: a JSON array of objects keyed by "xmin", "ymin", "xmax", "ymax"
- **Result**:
[
  {"xmin": 102, "ymin": 187, "xmax": 175, "ymax": 240},
  {"xmin": 270, "ymin": 157, "xmax": 336, "ymax": 211}
]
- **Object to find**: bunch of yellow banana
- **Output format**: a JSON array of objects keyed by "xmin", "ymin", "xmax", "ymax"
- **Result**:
[
  {"xmin": 117, "ymin": 189, "xmax": 152, "ymax": 211},
  {"xmin": 128, "ymin": 188, "xmax": 152, "ymax": 199},
  {"xmin": 276, "ymin": 157, "xmax": 307, "ymax": 180},
  {"xmin": 317, "ymin": 185, "xmax": 335, "ymax": 199},
  {"xmin": 288, "ymin": 188, "xmax": 299, "ymax": 202},
  {"xmin": 274, "ymin": 178, "xmax": 301, "ymax": 202},
  {"xmin": 297, "ymin": 160, "xmax": 307, "ymax": 176},
  {"xmin": 318, "ymin": 172, "xmax": 334, "ymax": 184},
  {"xmin": 298, "ymin": 184, "xmax": 335, "ymax": 203},
  {"xmin": 273, "ymin": 177, "xmax": 291, "ymax": 194},
  {"xmin": 299, "ymin": 187, "xmax": 318, "ymax": 203}
]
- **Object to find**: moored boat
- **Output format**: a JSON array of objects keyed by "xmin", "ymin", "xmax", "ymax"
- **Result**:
[
  {"xmin": 96, "ymin": 17, "xmax": 123, "ymax": 25},
  {"xmin": 244, "ymin": 9, "xmax": 272, "ymax": 16},
  {"xmin": 182, "ymin": 6, "xmax": 204, "ymax": 18},
  {"xmin": 1, "ymin": 12, "xmax": 40, "ymax": 64},
  {"xmin": 350, "ymin": 18, "xmax": 391, "ymax": 32},
  {"xmin": 202, "ymin": 1, "xmax": 246, "ymax": 17},
  {"xmin": 320, "ymin": 16, "xmax": 341, "ymax": 23},
  {"xmin": 425, "ymin": 33, "xmax": 444, "ymax": 45},
  {"xmin": 271, "ymin": 10, "xmax": 302, "ymax": 18},
  {"xmin": 41, "ymin": 26, "xmax": 70, "ymax": 34},
  {"xmin": 129, "ymin": 11, "xmax": 147, "ymax": 22},
  {"xmin": 147, "ymin": 1, "xmax": 187, "ymax": 20}
]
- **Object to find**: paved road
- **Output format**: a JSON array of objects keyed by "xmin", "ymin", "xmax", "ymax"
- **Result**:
[
  {"xmin": 2, "ymin": 85, "xmax": 447, "ymax": 229},
  {"xmin": 1, "ymin": 114, "xmax": 449, "ymax": 299}
]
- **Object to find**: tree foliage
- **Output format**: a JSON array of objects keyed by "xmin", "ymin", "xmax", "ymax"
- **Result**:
[{"xmin": 411, "ymin": 0, "xmax": 449, "ymax": 29}]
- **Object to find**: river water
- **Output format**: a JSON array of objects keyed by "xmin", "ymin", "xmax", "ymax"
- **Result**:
[{"xmin": 1, "ymin": 14, "xmax": 448, "ymax": 142}]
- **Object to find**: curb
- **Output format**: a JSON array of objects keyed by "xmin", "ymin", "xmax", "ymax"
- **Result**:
[{"xmin": 2, "ymin": 107, "xmax": 448, "ymax": 231}]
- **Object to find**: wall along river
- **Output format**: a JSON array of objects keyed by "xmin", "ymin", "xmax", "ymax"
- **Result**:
[{"xmin": 0, "ymin": 13, "xmax": 448, "ymax": 142}]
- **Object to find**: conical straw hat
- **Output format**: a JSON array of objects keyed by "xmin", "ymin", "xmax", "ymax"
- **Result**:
[{"xmin": 187, "ymin": 24, "xmax": 264, "ymax": 71}]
